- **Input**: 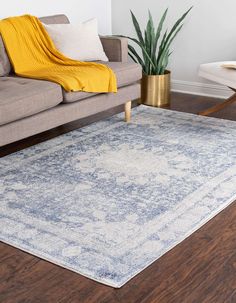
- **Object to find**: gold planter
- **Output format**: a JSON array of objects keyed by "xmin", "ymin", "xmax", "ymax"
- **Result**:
[{"xmin": 141, "ymin": 71, "xmax": 171, "ymax": 107}]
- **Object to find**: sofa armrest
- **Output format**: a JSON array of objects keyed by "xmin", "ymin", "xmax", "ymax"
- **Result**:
[{"xmin": 100, "ymin": 36, "xmax": 128, "ymax": 63}]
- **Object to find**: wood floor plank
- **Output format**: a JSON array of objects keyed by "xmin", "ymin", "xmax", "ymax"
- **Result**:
[{"xmin": 0, "ymin": 93, "xmax": 236, "ymax": 303}]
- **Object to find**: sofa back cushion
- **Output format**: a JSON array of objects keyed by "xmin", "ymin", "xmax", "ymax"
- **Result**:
[
  {"xmin": 0, "ymin": 14, "xmax": 70, "ymax": 76},
  {"xmin": 39, "ymin": 14, "xmax": 70, "ymax": 25},
  {"xmin": 0, "ymin": 37, "xmax": 11, "ymax": 76}
]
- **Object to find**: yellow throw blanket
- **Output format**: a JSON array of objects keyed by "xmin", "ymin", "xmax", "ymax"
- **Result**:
[{"xmin": 0, "ymin": 15, "xmax": 117, "ymax": 93}]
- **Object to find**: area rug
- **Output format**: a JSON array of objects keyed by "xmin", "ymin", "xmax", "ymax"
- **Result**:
[{"xmin": 1, "ymin": 106, "xmax": 236, "ymax": 288}]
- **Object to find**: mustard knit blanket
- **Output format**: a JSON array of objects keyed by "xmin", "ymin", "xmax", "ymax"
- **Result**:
[{"xmin": 0, "ymin": 15, "xmax": 117, "ymax": 93}]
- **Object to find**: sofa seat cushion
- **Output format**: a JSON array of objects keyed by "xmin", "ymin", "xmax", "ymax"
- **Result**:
[
  {"xmin": 0, "ymin": 77, "xmax": 63, "ymax": 125},
  {"xmin": 63, "ymin": 61, "xmax": 142, "ymax": 103}
]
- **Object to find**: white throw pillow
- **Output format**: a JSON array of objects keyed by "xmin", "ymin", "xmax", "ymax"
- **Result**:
[{"xmin": 43, "ymin": 19, "xmax": 108, "ymax": 62}]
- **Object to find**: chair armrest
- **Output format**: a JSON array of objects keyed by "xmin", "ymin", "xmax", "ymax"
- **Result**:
[{"xmin": 100, "ymin": 36, "xmax": 128, "ymax": 63}]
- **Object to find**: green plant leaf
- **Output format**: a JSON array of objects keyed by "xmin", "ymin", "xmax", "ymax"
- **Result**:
[
  {"xmin": 161, "ymin": 7, "xmax": 193, "ymax": 56},
  {"xmin": 166, "ymin": 24, "xmax": 184, "ymax": 49},
  {"xmin": 152, "ymin": 8, "xmax": 168, "ymax": 63},
  {"xmin": 125, "ymin": 36, "xmax": 156, "ymax": 70},
  {"xmin": 147, "ymin": 11, "xmax": 155, "ymax": 51},
  {"xmin": 128, "ymin": 44, "xmax": 145, "ymax": 69},
  {"xmin": 160, "ymin": 23, "xmax": 184, "ymax": 69},
  {"xmin": 156, "ymin": 30, "xmax": 167, "ymax": 71},
  {"xmin": 156, "ymin": 7, "xmax": 192, "ymax": 73},
  {"xmin": 121, "ymin": 7, "xmax": 193, "ymax": 75},
  {"xmin": 130, "ymin": 10, "xmax": 145, "ymax": 45},
  {"xmin": 119, "ymin": 35, "xmax": 152, "ymax": 72},
  {"xmin": 159, "ymin": 50, "xmax": 169, "ymax": 74},
  {"xmin": 128, "ymin": 51, "xmax": 137, "ymax": 63},
  {"xmin": 145, "ymin": 18, "xmax": 154, "ymax": 73},
  {"xmin": 156, "ymin": 48, "xmax": 169, "ymax": 74}
]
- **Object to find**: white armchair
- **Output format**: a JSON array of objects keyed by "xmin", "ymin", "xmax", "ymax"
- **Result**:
[{"xmin": 199, "ymin": 61, "xmax": 236, "ymax": 116}]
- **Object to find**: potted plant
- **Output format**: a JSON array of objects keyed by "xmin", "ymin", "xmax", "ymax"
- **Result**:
[{"xmin": 123, "ymin": 7, "xmax": 192, "ymax": 107}]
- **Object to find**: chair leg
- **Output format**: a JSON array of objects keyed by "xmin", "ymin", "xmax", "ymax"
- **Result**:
[
  {"xmin": 125, "ymin": 101, "xmax": 132, "ymax": 122},
  {"xmin": 199, "ymin": 91, "xmax": 236, "ymax": 116}
]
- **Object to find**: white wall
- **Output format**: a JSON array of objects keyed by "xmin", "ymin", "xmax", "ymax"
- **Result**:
[
  {"xmin": 112, "ymin": 0, "xmax": 236, "ymax": 98},
  {"xmin": 0, "ymin": 0, "xmax": 112, "ymax": 35}
]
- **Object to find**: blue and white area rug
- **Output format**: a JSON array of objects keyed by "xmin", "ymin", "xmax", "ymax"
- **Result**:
[{"xmin": 1, "ymin": 106, "xmax": 236, "ymax": 288}]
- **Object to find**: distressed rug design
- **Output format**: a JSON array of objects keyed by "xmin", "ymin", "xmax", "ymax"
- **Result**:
[{"xmin": 1, "ymin": 106, "xmax": 236, "ymax": 288}]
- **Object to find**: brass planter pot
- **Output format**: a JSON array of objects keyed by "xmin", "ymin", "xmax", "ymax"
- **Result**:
[{"xmin": 141, "ymin": 71, "xmax": 171, "ymax": 107}]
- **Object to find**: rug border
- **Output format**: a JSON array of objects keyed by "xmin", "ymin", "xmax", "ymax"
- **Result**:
[{"xmin": 1, "ymin": 193, "xmax": 236, "ymax": 288}]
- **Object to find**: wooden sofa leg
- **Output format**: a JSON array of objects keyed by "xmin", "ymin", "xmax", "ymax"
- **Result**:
[{"xmin": 125, "ymin": 101, "xmax": 132, "ymax": 122}]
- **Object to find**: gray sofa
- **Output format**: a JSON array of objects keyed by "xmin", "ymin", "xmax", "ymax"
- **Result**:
[{"xmin": 0, "ymin": 14, "xmax": 141, "ymax": 147}]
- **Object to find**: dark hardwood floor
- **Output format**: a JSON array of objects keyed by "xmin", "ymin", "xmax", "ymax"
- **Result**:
[{"xmin": 0, "ymin": 92, "xmax": 236, "ymax": 303}]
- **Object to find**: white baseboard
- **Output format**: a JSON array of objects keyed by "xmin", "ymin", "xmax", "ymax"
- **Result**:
[{"xmin": 171, "ymin": 80, "xmax": 232, "ymax": 99}]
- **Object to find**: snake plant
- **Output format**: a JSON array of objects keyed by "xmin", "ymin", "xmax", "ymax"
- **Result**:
[{"xmin": 123, "ymin": 7, "xmax": 193, "ymax": 75}]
